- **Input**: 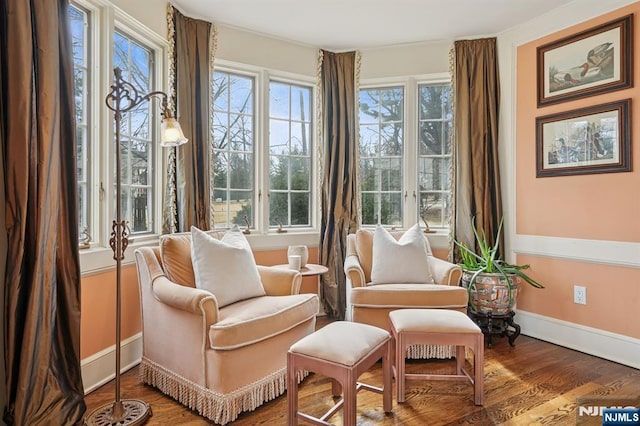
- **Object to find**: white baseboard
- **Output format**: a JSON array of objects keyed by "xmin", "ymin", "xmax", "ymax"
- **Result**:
[
  {"xmin": 81, "ymin": 333, "xmax": 143, "ymax": 394},
  {"xmin": 516, "ymin": 310, "xmax": 640, "ymax": 369}
]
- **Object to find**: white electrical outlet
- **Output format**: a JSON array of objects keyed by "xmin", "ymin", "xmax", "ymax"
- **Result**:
[{"xmin": 574, "ymin": 285, "xmax": 587, "ymax": 305}]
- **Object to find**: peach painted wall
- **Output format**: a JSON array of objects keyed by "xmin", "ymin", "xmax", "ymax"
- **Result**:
[
  {"xmin": 515, "ymin": 3, "xmax": 640, "ymax": 338},
  {"xmin": 81, "ymin": 266, "xmax": 142, "ymax": 359},
  {"xmin": 80, "ymin": 246, "xmax": 321, "ymax": 359},
  {"xmin": 517, "ymin": 255, "xmax": 640, "ymax": 337}
]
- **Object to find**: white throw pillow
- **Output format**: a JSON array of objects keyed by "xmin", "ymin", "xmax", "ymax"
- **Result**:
[
  {"xmin": 370, "ymin": 223, "xmax": 435, "ymax": 285},
  {"xmin": 191, "ymin": 225, "xmax": 265, "ymax": 307}
]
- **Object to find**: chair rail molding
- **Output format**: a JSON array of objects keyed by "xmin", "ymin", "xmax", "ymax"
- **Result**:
[{"xmin": 512, "ymin": 234, "xmax": 640, "ymax": 269}]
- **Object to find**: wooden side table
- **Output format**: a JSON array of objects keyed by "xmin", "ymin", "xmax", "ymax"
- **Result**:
[
  {"xmin": 467, "ymin": 307, "xmax": 521, "ymax": 348},
  {"xmin": 273, "ymin": 263, "xmax": 328, "ymax": 315}
]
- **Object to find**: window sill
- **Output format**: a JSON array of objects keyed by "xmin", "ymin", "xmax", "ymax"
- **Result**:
[
  {"xmin": 244, "ymin": 231, "xmax": 320, "ymax": 251},
  {"xmin": 79, "ymin": 229, "xmax": 450, "ymax": 276},
  {"xmin": 79, "ymin": 230, "xmax": 322, "ymax": 276},
  {"xmin": 422, "ymin": 230, "xmax": 452, "ymax": 251},
  {"xmin": 79, "ymin": 237, "xmax": 161, "ymax": 276}
]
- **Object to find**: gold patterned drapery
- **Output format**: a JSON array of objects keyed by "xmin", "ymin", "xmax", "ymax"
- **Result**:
[
  {"xmin": 451, "ymin": 38, "xmax": 503, "ymax": 258},
  {"xmin": 0, "ymin": 0, "xmax": 86, "ymax": 423},
  {"xmin": 318, "ymin": 50, "xmax": 361, "ymax": 319},
  {"xmin": 163, "ymin": 5, "xmax": 216, "ymax": 233}
]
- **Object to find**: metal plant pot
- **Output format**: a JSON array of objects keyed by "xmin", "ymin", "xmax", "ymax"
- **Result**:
[{"xmin": 461, "ymin": 270, "xmax": 520, "ymax": 314}]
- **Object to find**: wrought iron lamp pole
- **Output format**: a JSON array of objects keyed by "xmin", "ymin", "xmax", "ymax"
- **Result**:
[{"xmin": 85, "ymin": 68, "xmax": 187, "ymax": 426}]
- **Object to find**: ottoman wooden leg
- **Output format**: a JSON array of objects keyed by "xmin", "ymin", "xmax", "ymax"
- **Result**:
[
  {"xmin": 474, "ymin": 334, "xmax": 484, "ymax": 406},
  {"xmin": 331, "ymin": 378, "xmax": 342, "ymax": 397},
  {"xmin": 287, "ymin": 352, "xmax": 298, "ymax": 425},
  {"xmin": 456, "ymin": 345, "xmax": 465, "ymax": 375},
  {"xmin": 382, "ymin": 339, "xmax": 392, "ymax": 413},
  {"xmin": 396, "ymin": 332, "xmax": 406, "ymax": 403},
  {"xmin": 343, "ymin": 371, "xmax": 357, "ymax": 426}
]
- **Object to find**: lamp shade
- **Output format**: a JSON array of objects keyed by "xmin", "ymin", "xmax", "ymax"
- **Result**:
[{"xmin": 160, "ymin": 117, "xmax": 188, "ymax": 147}]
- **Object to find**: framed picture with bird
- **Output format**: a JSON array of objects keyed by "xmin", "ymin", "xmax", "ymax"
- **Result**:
[
  {"xmin": 537, "ymin": 14, "xmax": 633, "ymax": 107},
  {"xmin": 535, "ymin": 98, "xmax": 631, "ymax": 177}
]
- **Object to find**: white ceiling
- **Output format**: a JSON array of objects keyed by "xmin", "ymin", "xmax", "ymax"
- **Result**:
[{"xmin": 171, "ymin": 0, "xmax": 576, "ymax": 50}]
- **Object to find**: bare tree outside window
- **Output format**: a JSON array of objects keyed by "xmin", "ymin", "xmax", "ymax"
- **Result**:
[
  {"xmin": 268, "ymin": 82, "xmax": 312, "ymax": 228},
  {"xmin": 211, "ymin": 71, "xmax": 255, "ymax": 228},
  {"xmin": 359, "ymin": 87, "xmax": 404, "ymax": 226},
  {"xmin": 113, "ymin": 31, "xmax": 155, "ymax": 234},
  {"xmin": 418, "ymin": 84, "xmax": 452, "ymax": 229},
  {"xmin": 69, "ymin": 5, "xmax": 91, "ymax": 243}
]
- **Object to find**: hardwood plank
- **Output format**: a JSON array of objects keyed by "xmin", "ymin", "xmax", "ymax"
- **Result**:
[{"xmin": 84, "ymin": 320, "xmax": 639, "ymax": 425}]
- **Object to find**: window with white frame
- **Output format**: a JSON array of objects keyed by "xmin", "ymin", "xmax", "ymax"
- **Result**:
[
  {"xmin": 113, "ymin": 31, "xmax": 155, "ymax": 234},
  {"xmin": 69, "ymin": 1, "xmax": 166, "ymax": 268},
  {"xmin": 211, "ymin": 66, "xmax": 315, "ymax": 233},
  {"xmin": 358, "ymin": 87, "xmax": 404, "ymax": 226},
  {"xmin": 211, "ymin": 71, "xmax": 256, "ymax": 229},
  {"xmin": 358, "ymin": 79, "xmax": 452, "ymax": 230},
  {"xmin": 69, "ymin": 4, "xmax": 91, "ymax": 241},
  {"xmin": 268, "ymin": 81, "xmax": 312, "ymax": 229},
  {"xmin": 418, "ymin": 83, "xmax": 452, "ymax": 229}
]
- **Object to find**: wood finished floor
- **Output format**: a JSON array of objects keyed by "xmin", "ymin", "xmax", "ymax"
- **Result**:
[{"xmin": 84, "ymin": 318, "xmax": 640, "ymax": 425}]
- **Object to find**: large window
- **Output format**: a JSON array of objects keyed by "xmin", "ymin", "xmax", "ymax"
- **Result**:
[
  {"xmin": 212, "ymin": 71, "xmax": 255, "ymax": 228},
  {"xmin": 211, "ymin": 65, "xmax": 315, "ymax": 233},
  {"xmin": 418, "ymin": 84, "xmax": 452, "ymax": 228},
  {"xmin": 113, "ymin": 31, "xmax": 155, "ymax": 234},
  {"xmin": 269, "ymin": 81, "xmax": 312, "ymax": 228},
  {"xmin": 359, "ymin": 87, "xmax": 404, "ymax": 226},
  {"xmin": 68, "ymin": 0, "xmax": 166, "ymax": 273},
  {"xmin": 69, "ymin": 4, "xmax": 90, "ymax": 240},
  {"xmin": 359, "ymin": 80, "xmax": 452, "ymax": 230}
]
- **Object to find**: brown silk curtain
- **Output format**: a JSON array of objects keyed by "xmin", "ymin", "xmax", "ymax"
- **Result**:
[
  {"xmin": 0, "ymin": 0, "xmax": 86, "ymax": 424},
  {"xmin": 453, "ymin": 38, "xmax": 503, "ymax": 258},
  {"xmin": 164, "ymin": 7, "xmax": 212, "ymax": 232},
  {"xmin": 319, "ymin": 50, "xmax": 359, "ymax": 319}
]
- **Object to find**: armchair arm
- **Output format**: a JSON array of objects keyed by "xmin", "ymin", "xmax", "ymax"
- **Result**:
[
  {"xmin": 344, "ymin": 254, "xmax": 366, "ymax": 288},
  {"xmin": 427, "ymin": 256, "xmax": 462, "ymax": 286},
  {"xmin": 257, "ymin": 265, "xmax": 302, "ymax": 295},
  {"xmin": 152, "ymin": 277, "xmax": 219, "ymax": 326}
]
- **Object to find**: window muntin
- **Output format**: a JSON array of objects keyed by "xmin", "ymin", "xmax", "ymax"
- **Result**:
[
  {"xmin": 113, "ymin": 31, "xmax": 155, "ymax": 234},
  {"xmin": 212, "ymin": 71, "xmax": 255, "ymax": 228},
  {"xmin": 418, "ymin": 84, "xmax": 452, "ymax": 229},
  {"xmin": 359, "ymin": 87, "xmax": 404, "ymax": 226},
  {"xmin": 69, "ymin": 4, "xmax": 91, "ymax": 240},
  {"xmin": 268, "ymin": 81, "xmax": 312, "ymax": 228}
]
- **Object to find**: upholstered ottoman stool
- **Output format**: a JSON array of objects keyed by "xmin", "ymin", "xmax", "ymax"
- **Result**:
[
  {"xmin": 389, "ymin": 309, "xmax": 484, "ymax": 405},
  {"xmin": 287, "ymin": 321, "xmax": 392, "ymax": 425}
]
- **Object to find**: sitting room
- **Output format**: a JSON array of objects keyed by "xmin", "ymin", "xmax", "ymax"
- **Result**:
[{"xmin": 1, "ymin": 0, "xmax": 639, "ymax": 425}]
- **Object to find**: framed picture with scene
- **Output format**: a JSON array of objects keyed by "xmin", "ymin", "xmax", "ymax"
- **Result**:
[
  {"xmin": 536, "ymin": 99, "xmax": 631, "ymax": 177},
  {"xmin": 537, "ymin": 14, "xmax": 633, "ymax": 107}
]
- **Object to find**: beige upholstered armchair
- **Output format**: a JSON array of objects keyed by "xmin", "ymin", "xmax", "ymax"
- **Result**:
[
  {"xmin": 134, "ymin": 231, "xmax": 318, "ymax": 424},
  {"xmin": 344, "ymin": 228, "xmax": 468, "ymax": 358}
]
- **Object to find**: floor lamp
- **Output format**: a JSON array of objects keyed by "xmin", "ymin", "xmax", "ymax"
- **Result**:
[{"xmin": 85, "ymin": 67, "xmax": 187, "ymax": 425}]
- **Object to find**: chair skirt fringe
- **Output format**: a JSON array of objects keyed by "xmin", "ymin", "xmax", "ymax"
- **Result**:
[{"xmin": 140, "ymin": 356, "xmax": 307, "ymax": 425}]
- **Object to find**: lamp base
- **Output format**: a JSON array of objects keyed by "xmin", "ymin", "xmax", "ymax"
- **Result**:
[{"xmin": 85, "ymin": 400, "xmax": 151, "ymax": 426}]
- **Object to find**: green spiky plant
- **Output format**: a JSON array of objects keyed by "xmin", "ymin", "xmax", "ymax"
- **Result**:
[{"xmin": 456, "ymin": 217, "xmax": 544, "ymax": 311}]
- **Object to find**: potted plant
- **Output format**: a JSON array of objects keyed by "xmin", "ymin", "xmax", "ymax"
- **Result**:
[{"xmin": 455, "ymin": 217, "xmax": 544, "ymax": 315}]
